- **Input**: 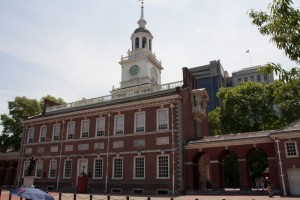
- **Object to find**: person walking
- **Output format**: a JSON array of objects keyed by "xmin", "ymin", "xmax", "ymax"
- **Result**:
[{"xmin": 265, "ymin": 177, "xmax": 273, "ymax": 197}]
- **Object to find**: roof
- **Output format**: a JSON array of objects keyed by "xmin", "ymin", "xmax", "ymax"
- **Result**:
[{"xmin": 134, "ymin": 27, "xmax": 152, "ymax": 34}]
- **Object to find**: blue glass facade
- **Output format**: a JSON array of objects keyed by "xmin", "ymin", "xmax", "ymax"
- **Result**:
[{"xmin": 196, "ymin": 76, "xmax": 220, "ymax": 112}]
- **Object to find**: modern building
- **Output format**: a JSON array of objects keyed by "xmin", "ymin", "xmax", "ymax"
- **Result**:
[
  {"xmin": 232, "ymin": 65, "xmax": 274, "ymax": 87},
  {"xmin": 189, "ymin": 60, "xmax": 228, "ymax": 112}
]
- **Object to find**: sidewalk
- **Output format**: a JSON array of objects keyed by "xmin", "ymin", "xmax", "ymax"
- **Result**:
[{"xmin": 0, "ymin": 190, "xmax": 298, "ymax": 200}]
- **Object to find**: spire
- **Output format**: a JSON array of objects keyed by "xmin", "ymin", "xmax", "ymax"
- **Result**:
[{"xmin": 138, "ymin": 0, "xmax": 147, "ymax": 28}]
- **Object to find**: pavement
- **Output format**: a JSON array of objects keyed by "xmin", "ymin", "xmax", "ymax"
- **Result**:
[{"xmin": 0, "ymin": 190, "xmax": 299, "ymax": 200}]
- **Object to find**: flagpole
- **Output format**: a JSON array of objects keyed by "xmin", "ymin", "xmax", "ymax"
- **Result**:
[{"xmin": 246, "ymin": 50, "xmax": 253, "ymax": 67}]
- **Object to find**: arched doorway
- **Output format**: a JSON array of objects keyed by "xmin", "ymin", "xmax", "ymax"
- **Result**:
[
  {"xmin": 247, "ymin": 148, "xmax": 268, "ymax": 189},
  {"xmin": 220, "ymin": 151, "xmax": 240, "ymax": 189},
  {"xmin": 192, "ymin": 152, "xmax": 212, "ymax": 191}
]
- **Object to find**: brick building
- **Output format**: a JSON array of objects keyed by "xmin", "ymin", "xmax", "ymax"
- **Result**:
[
  {"xmin": 16, "ymin": 2, "xmax": 300, "ymax": 196},
  {"xmin": 18, "ymin": 3, "xmax": 209, "ymax": 194}
]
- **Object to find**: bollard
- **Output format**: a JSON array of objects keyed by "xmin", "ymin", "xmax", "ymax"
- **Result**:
[
  {"xmin": 8, "ymin": 193, "xmax": 12, "ymax": 200},
  {"xmin": 59, "ymin": 192, "xmax": 62, "ymax": 200},
  {"xmin": 170, "ymin": 198, "xmax": 174, "ymax": 200},
  {"xmin": 107, "ymin": 195, "xmax": 110, "ymax": 200},
  {"xmin": 126, "ymin": 196, "xmax": 129, "ymax": 200},
  {"xmin": 147, "ymin": 197, "xmax": 151, "ymax": 200},
  {"xmin": 90, "ymin": 194, "xmax": 93, "ymax": 200},
  {"xmin": 74, "ymin": 193, "xmax": 76, "ymax": 200},
  {"xmin": 0, "ymin": 188, "xmax": 1, "ymax": 198}
]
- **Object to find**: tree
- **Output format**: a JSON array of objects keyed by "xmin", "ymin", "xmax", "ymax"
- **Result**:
[
  {"xmin": 208, "ymin": 107, "xmax": 221, "ymax": 136},
  {"xmin": 0, "ymin": 95, "xmax": 65, "ymax": 151},
  {"xmin": 249, "ymin": 0, "xmax": 300, "ymax": 82},
  {"xmin": 0, "ymin": 96, "xmax": 41, "ymax": 151},
  {"xmin": 217, "ymin": 81, "xmax": 280, "ymax": 134}
]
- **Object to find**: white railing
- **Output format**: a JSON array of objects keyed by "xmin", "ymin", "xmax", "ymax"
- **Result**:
[{"xmin": 46, "ymin": 81, "xmax": 183, "ymax": 113}]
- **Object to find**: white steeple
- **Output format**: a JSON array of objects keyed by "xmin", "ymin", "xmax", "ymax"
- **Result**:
[{"xmin": 138, "ymin": 1, "xmax": 147, "ymax": 28}]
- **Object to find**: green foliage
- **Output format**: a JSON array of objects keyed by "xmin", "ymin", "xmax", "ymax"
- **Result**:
[
  {"xmin": 208, "ymin": 107, "xmax": 221, "ymax": 135},
  {"xmin": 223, "ymin": 152, "xmax": 240, "ymax": 188},
  {"xmin": 0, "ymin": 95, "xmax": 64, "ymax": 151},
  {"xmin": 248, "ymin": 149, "xmax": 268, "ymax": 179},
  {"xmin": 249, "ymin": 0, "xmax": 300, "ymax": 82},
  {"xmin": 217, "ymin": 82, "xmax": 279, "ymax": 134},
  {"xmin": 39, "ymin": 95, "xmax": 65, "ymax": 109},
  {"xmin": 249, "ymin": 0, "xmax": 300, "ymax": 63}
]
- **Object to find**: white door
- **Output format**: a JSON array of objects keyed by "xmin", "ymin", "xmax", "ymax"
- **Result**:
[{"xmin": 287, "ymin": 168, "xmax": 300, "ymax": 195}]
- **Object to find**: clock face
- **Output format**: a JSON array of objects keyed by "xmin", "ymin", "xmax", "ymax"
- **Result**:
[
  {"xmin": 129, "ymin": 65, "xmax": 140, "ymax": 76},
  {"xmin": 151, "ymin": 67, "xmax": 158, "ymax": 79}
]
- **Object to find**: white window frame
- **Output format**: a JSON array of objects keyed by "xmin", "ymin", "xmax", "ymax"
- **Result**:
[
  {"xmin": 67, "ymin": 121, "xmax": 75, "ymax": 140},
  {"xmin": 39, "ymin": 126, "xmax": 47, "ymax": 142},
  {"xmin": 157, "ymin": 155, "xmax": 169, "ymax": 179},
  {"xmin": 27, "ymin": 128, "xmax": 34, "ymax": 143},
  {"xmin": 285, "ymin": 141, "xmax": 299, "ymax": 158},
  {"xmin": 95, "ymin": 117, "xmax": 105, "ymax": 137},
  {"xmin": 93, "ymin": 158, "xmax": 103, "ymax": 179},
  {"xmin": 134, "ymin": 156, "xmax": 145, "ymax": 179},
  {"xmin": 35, "ymin": 160, "xmax": 43, "ymax": 178},
  {"xmin": 23, "ymin": 161, "xmax": 30, "ymax": 177},
  {"xmin": 49, "ymin": 160, "xmax": 57, "ymax": 178},
  {"xmin": 64, "ymin": 159, "xmax": 72, "ymax": 178},
  {"xmin": 52, "ymin": 123, "xmax": 61, "ymax": 141},
  {"xmin": 135, "ymin": 112, "xmax": 145, "ymax": 133},
  {"xmin": 112, "ymin": 157, "xmax": 123, "ymax": 179},
  {"xmin": 114, "ymin": 115, "xmax": 124, "ymax": 135},
  {"xmin": 157, "ymin": 108, "xmax": 169, "ymax": 131},
  {"xmin": 81, "ymin": 119, "xmax": 90, "ymax": 138}
]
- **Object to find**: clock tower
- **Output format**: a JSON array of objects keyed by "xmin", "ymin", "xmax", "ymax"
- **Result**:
[{"xmin": 112, "ymin": 1, "xmax": 163, "ymax": 98}]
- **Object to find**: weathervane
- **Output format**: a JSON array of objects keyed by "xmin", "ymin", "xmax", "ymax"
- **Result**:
[{"xmin": 138, "ymin": 0, "xmax": 144, "ymax": 6}]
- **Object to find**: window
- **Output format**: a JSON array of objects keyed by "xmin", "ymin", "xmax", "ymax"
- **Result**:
[
  {"xmin": 285, "ymin": 141, "xmax": 299, "ymax": 157},
  {"xmin": 94, "ymin": 159, "xmax": 103, "ymax": 179},
  {"xmin": 114, "ymin": 115, "xmax": 124, "ymax": 135},
  {"xmin": 52, "ymin": 124, "xmax": 60, "ymax": 141},
  {"xmin": 134, "ymin": 156, "xmax": 145, "ymax": 179},
  {"xmin": 157, "ymin": 108, "xmax": 169, "ymax": 130},
  {"xmin": 135, "ymin": 37, "xmax": 139, "ymax": 49},
  {"xmin": 264, "ymin": 75, "xmax": 268, "ymax": 82},
  {"xmin": 23, "ymin": 161, "xmax": 30, "ymax": 177},
  {"xmin": 257, "ymin": 75, "xmax": 261, "ymax": 82},
  {"xmin": 64, "ymin": 160, "xmax": 72, "ymax": 178},
  {"xmin": 113, "ymin": 157, "xmax": 123, "ymax": 179},
  {"xmin": 49, "ymin": 160, "xmax": 57, "ymax": 178},
  {"xmin": 27, "ymin": 128, "xmax": 34, "ymax": 143},
  {"xmin": 67, "ymin": 122, "xmax": 75, "ymax": 139},
  {"xmin": 135, "ymin": 112, "xmax": 145, "ymax": 132},
  {"xmin": 35, "ymin": 160, "xmax": 43, "ymax": 178},
  {"xmin": 250, "ymin": 76, "xmax": 254, "ymax": 81},
  {"xmin": 96, "ymin": 118, "xmax": 105, "ymax": 136},
  {"xmin": 244, "ymin": 77, "xmax": 248, "ymax": 82},
  {"xmin": 81, "ymin": 120, "xmax": 90, "ymax": 138},
  {"xmin": 39, "ymin": 126, "xmax": 47, "ymax": 142},
  {"xmin": 142, "ymin": 37, "xmax": 147, "ymax": 48},
  {"xmin": 157, "ymin": 155, "xmax": 169, "ymax": 179},
  {"xmin": 237, "ymin": 78, "xmax": 241, "ymax": 83}
]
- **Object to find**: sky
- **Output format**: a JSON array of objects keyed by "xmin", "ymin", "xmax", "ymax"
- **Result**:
[{"xmin": 0, "ymin": 0, "xmax": 298, "ymax": 131}]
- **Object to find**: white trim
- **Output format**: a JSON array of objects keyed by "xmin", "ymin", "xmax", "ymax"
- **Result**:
[
  {"xmin": 39, "ymin": 126, "xmax": 47, "ymax": 142},
  {"xmin": 49, "ymin": 160, "xmax": 57, "ymax": 178},
  {"xmin": 93, "ymin": 158, "xmax": 103, "ymax": 179},
  {"xmin": 210, "ymin": 160, "xmax": 218, "ymax": 164},
  {"xmin": 133, "ymin": 156, "xmax": 145, "ymax": 179},
  {"xmin": 63, "ymin": 159, "xmax": 72, "ymax": 179},
  {"xmin": 67, "ymin": 121, "xmax": 75, "ymax": 140},
  {"xmin": 157, "ymin": 154, "xmax": 169, "ymax": 179},
  {"xmin": 23, "ymin": 161, "xmax": 30, "ymax": 177},
  {"xmin": 95, "ymin": 117, "xmax": 105, "ymax": 137},
  {"xmin": 52, "ymin": 123, "xmax": 61, "ymax": 141},
  {"xmin": 112, "ymin": 157, "xmax": 123, "ymax": 179},
  {"xmin": 134, "ymin": 111, "xmax": 145, "ymax": 133},
  {"xmin": 114, "ymin": 114, "xmax": 124, "ymax": 135},
  {"xmin": 27, "ymin": 128, "xmax": 35, "ymax": 143},
  {"xmin": 156, "ymin": 108, "xmax": 169, "ymax": 131},
  {"xmin": 284, "ymin": 141, "xmax": 299, "ymax": 158},
  {"xmin": 35, "ymin": 159, "xmax": 43, "ymax": 178},
  {"xmin": 80, "ymin": 119, "xmax": 90, "ymax": 138}
]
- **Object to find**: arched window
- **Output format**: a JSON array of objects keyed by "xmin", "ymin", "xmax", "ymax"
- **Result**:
[
  {"xmin": 135, "ymin": 37, "xmax": 139, "ymax": 49},
  {"xmin": 142, "ymin": 37, "xmax": 147, "ymax": 48}
]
